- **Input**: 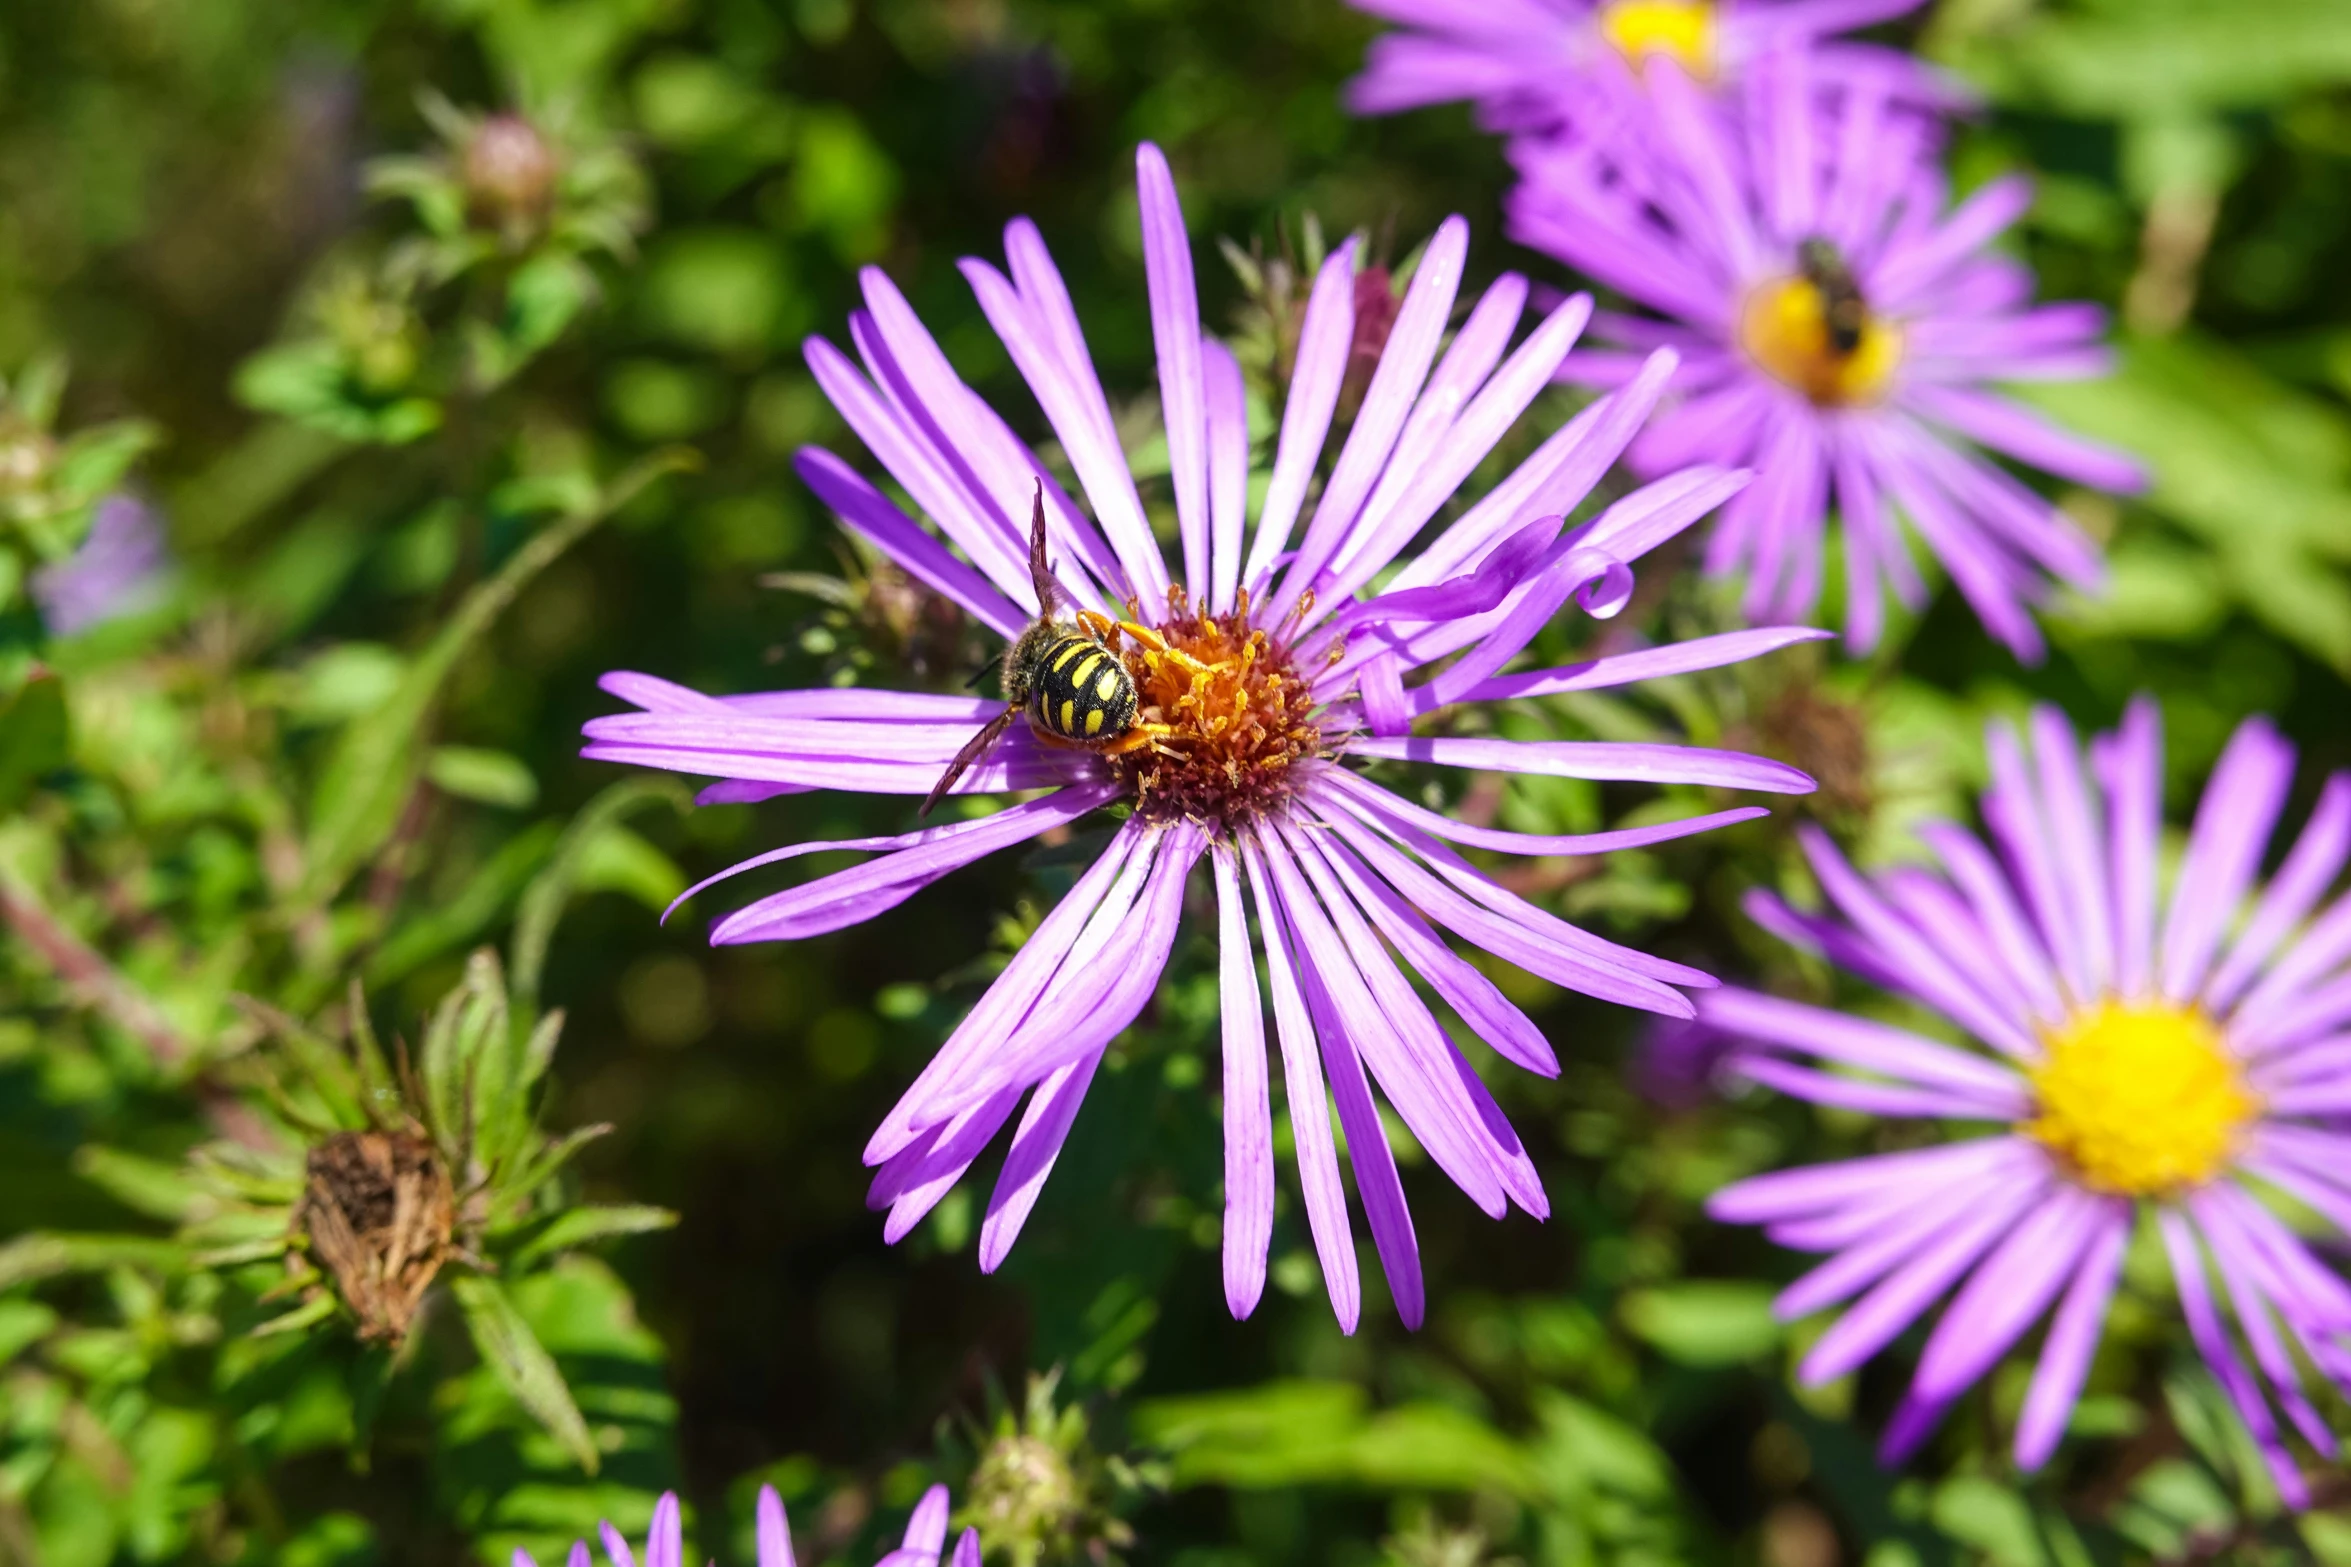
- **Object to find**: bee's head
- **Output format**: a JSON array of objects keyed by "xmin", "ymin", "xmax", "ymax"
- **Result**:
[{"xmin": 1001, "ymin": 618, "xmax": 1063, "ymax": 706}]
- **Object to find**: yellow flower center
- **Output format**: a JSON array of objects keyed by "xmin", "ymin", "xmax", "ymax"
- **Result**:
[
  {"xmin": 1597, "ymin": 0, "xmax": 1719, "ymax": 78},
  {"xmin": 2027, "ymin": 1002, "xmax": 2258, "ymax": 1197},
  {"xmin": 1738, "ymin": 273, "xmax": 1904, "ymax": 407}
]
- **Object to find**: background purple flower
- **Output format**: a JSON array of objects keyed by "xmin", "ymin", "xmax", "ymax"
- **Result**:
[
  {"xmin": 1508, "ymin": 50, "xmax": 2144, "ymax": 660},
  {"xmin": 30, "ymin": 491, "xmax": 170, "ymax": 635},
  {"xmin": 586, "ymin": 144, "xmax": 1823, "ymax": 1331},
  {"xmin": 1705, "ymin": 696, "xmax": 2351, "ymax": 1503},
  {"xmin": 514, "ymin": 1484, "xmax": 979, "ymax": 1567},
  {"xmin": 1345, "ymin": 0, "xmax": 1943, "ymax": 134}
]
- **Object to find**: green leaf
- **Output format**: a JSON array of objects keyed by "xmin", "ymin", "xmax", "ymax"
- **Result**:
[
  {"xmin": 0, "ymin": 1232, "xmax": 185, "ymax": 1290},
  {"xmin": 0, "ymin": 669, "xmax": 69, "ymax": 811},
  {"xmin": 433, "ymin": 1256, "xmax": 678, "ymax": 1564},
  {"xmin": 252, "ymin": 1293, "xmax": 339, "ymax": 1338},
  {"xmin": 1619, "ymin": 1280, "xmax": 1781, "ymax": 1366},
  {"xmin": 450, "ymin": 1273, "xmax": 601, "ymax": 1475},
  {"xmin": 299, "ymin": 449, "xmax": 694, "ymax": 904},
  {"xmin": 1135, "ymin": 1381, "xmax": 1544, "ymax": 1497},
  {"xmin": 509, "ymin": 778, "xmax": 692, "ymax": 1017},
  {"xmin": 362, "ymin": 820, "xmax": 564, "ymax": 990},
  {"xmin": 1952, "ymin": 0, "xmax": 2351, "ymax": 115},
  {"xmin": 70, "ymin": 1148, "xmax": 202, "ymax": 1224},
  {"xmin": 2022, "ymin": 336, "xmax": 2351, "ymax": 673},
  {"xmin": 506, "ymin": 1205, "xmax": 677, "ymax": 1269}
]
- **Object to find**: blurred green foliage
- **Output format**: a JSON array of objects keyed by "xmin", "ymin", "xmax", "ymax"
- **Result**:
[{"xmin": 0, "ymin": 0, "xmax": 2348, "ymax": 1562}]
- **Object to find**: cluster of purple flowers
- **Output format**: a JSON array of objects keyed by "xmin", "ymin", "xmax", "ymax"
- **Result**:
[
  {"xmin": 1352, "ymin": 0, "xmax": 2143, "ymax": 659},
  {"xmin": 577, "ymin": 0, "xmax": 2351, "ymax": 1516},
  {"xmin": 1343, "ymin": 0, "xmax": 2351, "ymax": 1497}
]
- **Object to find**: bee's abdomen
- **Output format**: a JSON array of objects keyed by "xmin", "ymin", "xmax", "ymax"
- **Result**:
[{"xmin": 1029, "ymin": 634, "xmax": 1138, "ymax": 743}]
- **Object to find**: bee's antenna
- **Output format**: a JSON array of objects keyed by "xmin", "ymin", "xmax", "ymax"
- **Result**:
[{"xmin": 1028, "ymin": 479, "xmax": 1062, "ymax": 621}]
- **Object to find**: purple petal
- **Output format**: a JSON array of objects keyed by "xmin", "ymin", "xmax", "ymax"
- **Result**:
[
  {"xmin": 668, "ymin": 784, "xmax": 1115, "ymax": 926},
  {"xmin": 1241, "ymin": 832, "xmax": 1360, "ymax": 1333},
  {"xmin": 2159, "ymin": 1211, "xmax": 2311, "ymax": 1509},
  {"xmin": 1730, "ymin": 1056, "xmax": 2010, "ymax": 1120},
  {"xmin": 1770, "ymin": 1159, "xmax": 2048, "ymax": 1319},
  {"xmin": 1270, "ymin": 218, "xmax": 1470, "ymax": 626},
  {"xmin": 1912, "ymin": 821, "xmax": 2065, "ymax": 1028},
  {"xmin": 2162, "ymin": 715, "xmax": 2296, "ymax": 1004},
  {"xmin": 1316, "ymin": 796, "xmax": 1701, "ymax": 1013},
  {"xmin": 1795, "ymin": 824, "xmax": 2041, "ymax": 1057},
  {"xmin": 865, "ymin": 824, "xmax": 1144, "ymax": 1163},
  {"xmin": 960, "ymin": 247, "xmax": 1163, "ymax": 602},
  {"xmin": 2189, "ymin": 1190, "xmax": 2336, "ymax": 1450},
  {"xmin": 1701, "ymin": 987, "xmax": 2029, "ymax": 1107},
  {"xmin": 1137, "ymin": 144, "xmax": 1211, "ymax": 599},
  {"xmin": 705, "ymin": 788, "xmax": 1116, "ymax": 944},
  {"xmin": 1203, "ymin": 336, "xmax": 1249, "ymax": 614},
  {"xmin": 978, "ymin": 1049, "xmax": 1104, "ymax": 1270},
  {"xmin": 1287, "ymin": 892, "xmax": 1426, "ymax": 1330},
  {"xmin": 645, "ymin": 1494, "xmax": 681, "ymax": 1567},
  {"xmin": 1322, "ymin": 762, "xmax": 1771, "ymax": 857},
  {"xmin": 1270, "ymin": 826, "xmax": 1512, "ymax": 1221},
  {"xmin": 1245, "ymin": 242, "xmax": 1358, "ymax": 594},
  {"xmin": 2089, "ymin": 696, "xmax": 2164, "ymax": 999},
  {"xmin": 1799, "ymin": 1173, "xmax": 2049, "ymax": 1385},
  {"xmin": 1213, "ymin": 849, "xmax": 1275, "ymax": 1318},
  {"xmin": 1312, "ymin": 826, "xmax": 1558, "ymax": 1077},
  {"xmin": 1400, "ymin": 347, "xmax": 1682, "ymax": 590},
  {"xmin": 2209, "ymin": 772, "xmax": 2351, "ymax": 1013},
  {"xmin": 2014, "ymin": 1205, "xmax": 2130, "ymax": 1469},
  {"xmin": 1911, "ymin": 1187, "xmax": 2112, "ymax": 1402},
  {"xmin": 922, "ymin": 825, "xmax": 1203, "ymax": 1124},
  {"xmin": 1709, "ymin": 1137, "xmax": 2038, "ymax": 1225},
  {"xmin": 806, "ymin": 333, "xmax": 1036, "ymax": 609},
  {"xmin": 1903, "ymin": 382, "xmax": 2145, "ymax": 494},
  {"xmin": 903, "ymin": 1485, "xmax": 951, "ymax": 1555},
  {"xmin": 2027, "ymin": 706, "xmax": 2116, "ymax": 998},
  {"xmin": 792, "ymin": 448, "xmax": 1028, "ymax": 639},
  {"xmin": 1347, "ymin": 734, "xmax": 1815, "ymax": 794},
  {"xmin": 1323, "ymin": 286, "xmax": 1597, "ymax": 604}
]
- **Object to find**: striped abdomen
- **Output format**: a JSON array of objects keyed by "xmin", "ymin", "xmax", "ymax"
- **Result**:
[{"xmin": 1029, "ymin": 633, "xmax": 1138, "ymax": 743}]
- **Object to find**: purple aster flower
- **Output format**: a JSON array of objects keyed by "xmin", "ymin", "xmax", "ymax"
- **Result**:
[
  {"xmin": 30, "ymin": 492, "xmax": 170, "ymax": 636},
  {"xmin": 1509, "ymin": 50, "xmax": 2146, "ymax": 660},
  {"xmin": 514, "ymin": 1484, "xmax": 979, "ymax": 1567},
  {"xmin": 586, "ymin": 144, "xmax": 1821, "ymax": 1331},
  {"xmin": 1345, "ymin": 0, "xmax": 1946, "ymax": 134},
  {"xmin": 1705, "ymin": 697, "xmax": 2351, "ymax": 1503}
]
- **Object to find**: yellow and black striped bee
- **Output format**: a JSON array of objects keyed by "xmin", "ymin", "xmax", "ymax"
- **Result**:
[
  {"xmin": 920, "ymin": 485, "xmax": 1169, "ymax": 817},
  {"xmin": 1796, "ymin": 236, "xmax": 1869, "ymax": 358}
]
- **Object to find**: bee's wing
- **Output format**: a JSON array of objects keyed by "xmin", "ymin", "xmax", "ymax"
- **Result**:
[
  {"xmin": 920, "ymin": 707, "xmax": 1018, "ymax": 819},
  {"xmin": 1027, "ymin": 479, "xmax": 1062, "ymax": 620}
]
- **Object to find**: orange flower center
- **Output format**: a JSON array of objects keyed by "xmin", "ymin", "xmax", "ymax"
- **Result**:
[{"xmin": 1110, "ymin": 589, "xmax": 1324, "ymax": 828}]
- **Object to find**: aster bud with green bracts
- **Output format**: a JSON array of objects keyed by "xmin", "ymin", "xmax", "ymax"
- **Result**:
[{"xmin": 951, "ymin": 1370, "xmax": 1158, "ymax": 1567}]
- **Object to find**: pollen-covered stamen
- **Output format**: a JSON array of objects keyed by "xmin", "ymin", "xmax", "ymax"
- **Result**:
[
  {"xmin": 1107, "ymin": 586, "xmax": 1323, "ymax": 828},
  {"xmin": 1740, "ymin": 241, "xmax": 1903, "ymax": 407},
  {"xmin": 2026, "ymin": 1002, "xmax": 2258, "ymax": 1197}
]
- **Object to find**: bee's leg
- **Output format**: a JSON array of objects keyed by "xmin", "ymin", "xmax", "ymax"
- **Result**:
[
  {"xmin": 920, "ymin": 707, "xmax": 1018, "ymax": 818},
  {"xmin": 1072, "ymin": 609, "xmax": 1140, "ymax": 647},
  {"xmin": 1097, "ymin": 721, "xmax": 1177, "ymax": 758}
]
